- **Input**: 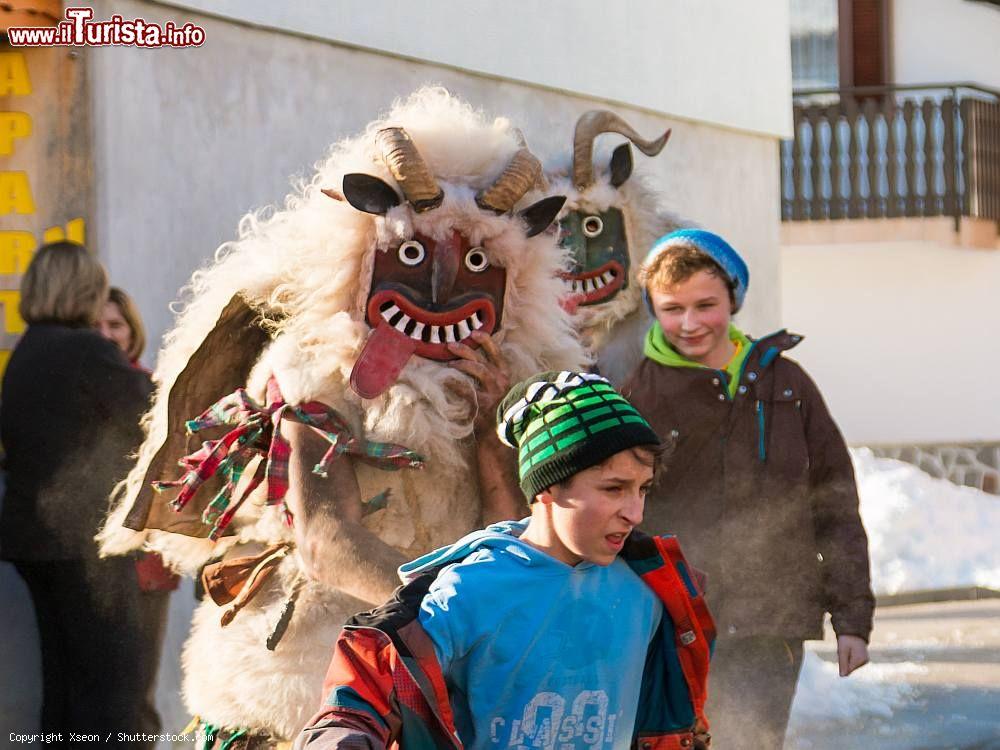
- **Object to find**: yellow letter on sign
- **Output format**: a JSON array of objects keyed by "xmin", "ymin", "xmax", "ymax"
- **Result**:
[
  {"xmin": 0, "ymin": 231, "xmax": 36, "ymax": 273},
  {"xmin": 42, "ymin": 218, "xmax": 86, "ymax": 245},
  {"xmin": 0, "ymin": 53, "xmax": 32, "ymax": 96},
  {"xmin": 0, "ymin": 172, "xmax": 35, "ymax": 215},
  {"xmin": 0, "ymin": 290, "xmax": 26, "ymax": 334},
  {"xmin": 0, "ymin": 113, "xmax": 32, "ymax": 156}
]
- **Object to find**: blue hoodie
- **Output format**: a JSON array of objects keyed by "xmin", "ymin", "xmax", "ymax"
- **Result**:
[{"xmin": 399, "ymin": 520, "xmax": 663, "ymax": 750}]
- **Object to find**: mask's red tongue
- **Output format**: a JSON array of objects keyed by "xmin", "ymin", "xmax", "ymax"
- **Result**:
[
  {"xmin": 350, "ymin": 322, "xmax": 418, "ymax": 399},
  {"xmin": 560, "ymin": 293, "xmax": 584, "ymax": 315}
]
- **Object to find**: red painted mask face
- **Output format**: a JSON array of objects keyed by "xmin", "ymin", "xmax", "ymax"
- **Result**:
[
  {"xmin": 365, "ymin": 230, "xmax": 506, "ymax": 359},
  {"xmin": 334, "ymin": 154, "xmax": 564, "ymax": 400},
  {"xmin": 349, "ymin": 228, "xmax": 507, "ymax": 400}
]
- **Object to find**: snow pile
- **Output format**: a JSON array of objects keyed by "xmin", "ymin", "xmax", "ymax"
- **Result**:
[
  {"xmin": 853, "ymin": 448, "xmax": 1000, "ymax": 595},
  {"xmin": 788, "ymin": 650, "xmax": 924, "ymax": 725}
]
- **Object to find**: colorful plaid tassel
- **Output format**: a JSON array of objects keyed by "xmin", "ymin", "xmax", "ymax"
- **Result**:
[{"xmin": 153, "ymin": 376, "xmax": 424, "ymax": 539}]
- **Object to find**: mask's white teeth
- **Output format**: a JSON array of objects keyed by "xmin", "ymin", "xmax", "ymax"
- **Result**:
[
  {"xmin": 394, "ymin": 314, "xmax": 411, "ymax": 334},
  {"xmin": 444, "ymin": 325, "xmax": 457, "ymax": 343},
  {"xmin": 430, "ymin": 325, "xmax": 441, "ymax": 344},
  {"xmin": 381, "ymin": 303, "xmax": 401, "ymax": 323},
  {"xmin": 471, "ymin": 312, "xmax": 483, "ymax": 330},
  {"xmin": 583, "ymin": 279, "xmax": 594, "ymax": 293},
  {"xmin": 410, "ymin": 321, "xmax": 425, "ymax": 341},
  {"xmin": 571, "ymin": 280, "xmax": 581, "ymax": 293},
  {"xmin": 593, "ymin": 276, "xmax": 606, "ymax": 289},
  {"xmin": 457, "ymin": 319, "xmax": 471, "ymax": 340}
]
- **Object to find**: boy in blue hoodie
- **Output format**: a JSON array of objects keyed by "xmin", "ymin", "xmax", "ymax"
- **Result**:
[{"xmin": 295, "ymin": 371, "xmax": 714, "ymax": 750}]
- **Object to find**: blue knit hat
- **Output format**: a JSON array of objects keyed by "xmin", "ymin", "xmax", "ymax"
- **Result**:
[{"xmin": 641, "ymin": 229, "xmax": 749, "ymax": 313}]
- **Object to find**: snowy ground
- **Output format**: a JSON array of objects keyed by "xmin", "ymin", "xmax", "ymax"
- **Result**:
[
  {"xmin": 786, "ymin": 599, "xmax": 1000, "ymax": 750},
  {"xmin": 786, "ymin": 449, "xmax": 1000, "ymax": 749}
]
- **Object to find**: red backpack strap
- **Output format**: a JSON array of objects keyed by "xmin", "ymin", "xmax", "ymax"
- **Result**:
[{"xmin": 645, "ymin": 535, "xmax": 716, "ymax": 730}]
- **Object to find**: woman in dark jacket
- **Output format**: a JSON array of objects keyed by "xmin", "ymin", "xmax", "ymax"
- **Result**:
[{"xmin": 1, "ymin": 242, "xmax": 154, "ymax": 738}]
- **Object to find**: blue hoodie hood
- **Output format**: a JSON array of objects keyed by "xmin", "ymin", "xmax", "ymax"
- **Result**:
[{"xmin": 398, "ymin": 518, "xmax": 537, "ymax": 584}]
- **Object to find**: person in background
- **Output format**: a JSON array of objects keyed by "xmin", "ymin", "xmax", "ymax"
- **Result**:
[
  {"xmin": 623, "ymin": 229, "xmax": 874, "ymax": 749},
  {"xmin": 0, "ymin": 242, "xmax": 155, "ymax": 742},
  {"xmin": 99, "ymin": 286, "xmax": 148, "ymax": 371},
  {"xmin": 98, "ymin": 285, "xmax": 178, "ymax": 736}
]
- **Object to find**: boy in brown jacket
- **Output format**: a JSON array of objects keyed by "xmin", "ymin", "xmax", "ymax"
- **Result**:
[{"xmin": 623, "ymin": 229, "xmax": 874, "ymax": 749}]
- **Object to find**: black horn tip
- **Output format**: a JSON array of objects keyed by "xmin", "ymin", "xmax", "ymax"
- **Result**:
[
  {"xmin": 410, "ymin": 190, "xmax": 445, "ymax": 214},
  {"xmin": 475, "ymin": 193, "xmax": 505, "ymax": 215}
]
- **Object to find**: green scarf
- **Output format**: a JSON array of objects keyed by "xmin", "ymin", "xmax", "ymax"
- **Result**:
[{"xmin": 644, "ymin": 323, "xmax": 753, "ymax": 398}]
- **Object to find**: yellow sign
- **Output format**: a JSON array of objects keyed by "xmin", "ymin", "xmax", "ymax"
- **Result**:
[{"xmin": 1, "ymin": 49, "xmax": 86, "ymax": 383}]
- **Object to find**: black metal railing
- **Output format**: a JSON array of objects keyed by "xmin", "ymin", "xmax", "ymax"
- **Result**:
[{"xmin": 781, "ymin": 83, "xmax": 1000, "ymax": 227}]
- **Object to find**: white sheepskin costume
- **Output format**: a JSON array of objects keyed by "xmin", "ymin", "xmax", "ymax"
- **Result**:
[{"xmin": 98, "ymin": 87, "xmax": 587, "ymax": 739}]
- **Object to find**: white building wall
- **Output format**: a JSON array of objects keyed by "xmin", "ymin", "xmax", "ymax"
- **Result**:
[
  {"xmin": 893, "ymin": 0, "xmax": 1000, "ymax": 90},
  {"xmin": 153, "ymin": 0, "xmax": 794, "ymax": 138},
  {"xmin": 781, "ymin": 240, "xmax": 1000, "ymax": 445},
  {"xmin": 90, "ymin": 0, "xmax": 785, "ymax": 369}
]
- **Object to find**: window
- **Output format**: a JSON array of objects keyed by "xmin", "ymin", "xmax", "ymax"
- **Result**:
[{"xmin": 790, "ymin": 0, "xmax": 840, "ymax": 90}]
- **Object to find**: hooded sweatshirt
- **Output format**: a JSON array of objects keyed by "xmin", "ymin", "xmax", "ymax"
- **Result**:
[
  {"xmin": 643, "ymin": 323, "xmax": 753, "ymax": 399},
  {"xmin": 399, "ymin": 520, "xmax": 662, "ymax": 750}
]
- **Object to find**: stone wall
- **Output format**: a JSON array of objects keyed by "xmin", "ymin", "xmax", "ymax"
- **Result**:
[{"xmin": 868, "ymin": 442, "xmax": 1000, "ymax": 495}]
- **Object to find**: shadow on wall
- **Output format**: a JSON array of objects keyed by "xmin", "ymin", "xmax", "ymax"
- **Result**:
[
  {"xmin": 0, "ymin": 467, "xmax": 42, "ymax": 739},
  {"xmin": 0, "ymin": 559, "xmax": 42, "ymax": 743}
]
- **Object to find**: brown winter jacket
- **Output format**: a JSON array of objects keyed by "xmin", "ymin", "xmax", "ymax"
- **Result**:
[{"xmin": 623, "ymin": 330, "xmax": 874, "ymax": 642}]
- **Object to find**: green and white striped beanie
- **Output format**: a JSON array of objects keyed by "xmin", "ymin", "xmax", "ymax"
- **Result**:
[{"xmin": 496, "ymin": 371, "xmax": 661, "ymax": 501}]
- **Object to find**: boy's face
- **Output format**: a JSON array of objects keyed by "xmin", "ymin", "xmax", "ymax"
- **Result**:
[
  {"xmin": 648, "ymin": 269, "xmax": 733, "ymax": 366},
  {"xmin": 539, "ymin": 448, "xmax": 654, "ymax": 567}
]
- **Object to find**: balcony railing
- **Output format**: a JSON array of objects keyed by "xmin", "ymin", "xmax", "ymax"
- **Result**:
[{"xmin": 781, "ymin": 83, "xmax": 1000, "ymax": 227}]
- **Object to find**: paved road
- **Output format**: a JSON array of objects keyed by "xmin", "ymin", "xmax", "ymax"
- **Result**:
[{"xmin": 787, "ymin": 599, "xmax": 1000, "ymax": 750}]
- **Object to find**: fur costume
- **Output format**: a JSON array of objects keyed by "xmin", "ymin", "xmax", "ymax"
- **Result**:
[
  {"xmin": 98, "ymin": 88, "xmax": 587, "ymax": 741},
  {"xmin": 546, "ymin": 111, "xmax": 688, "ymax": 385}
]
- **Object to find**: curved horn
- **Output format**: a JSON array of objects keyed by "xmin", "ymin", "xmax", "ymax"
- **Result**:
[
  {"xmin": 572, "ymin": 110, "xmax": 671, "ymax": 190},
  {"xmin": 375, "ymin": 127, "xmax": 444, "ymax": 213},
  {"xmin": 475, "ymin": 131, "xmax": 543, "ymax": 214}
]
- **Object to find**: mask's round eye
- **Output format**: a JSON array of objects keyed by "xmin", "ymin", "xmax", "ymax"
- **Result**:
[
  {"xmin": 464, "ymin": 247, "xmax": 490, "ymax": 272},
  {"xmin": 582, "ymin": 215, "xmax": 604, "ymax": 238},
  {"xmin": 397, "ymin": 240, "xmax": 425, "ymax": 266}
]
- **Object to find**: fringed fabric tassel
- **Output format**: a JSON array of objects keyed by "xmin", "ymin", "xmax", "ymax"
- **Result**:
[{"xmin": 152, "ymin": 376, "xmax": 425, "ymax": 539}]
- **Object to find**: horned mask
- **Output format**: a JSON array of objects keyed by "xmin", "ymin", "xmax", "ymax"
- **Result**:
[
  {"xmin": 328, "ymin": 127, "xmax": 564, "ymax": 399},
  {"xmin": 558, "ymin": 110, "xmax": 671, "ymax": 309}
]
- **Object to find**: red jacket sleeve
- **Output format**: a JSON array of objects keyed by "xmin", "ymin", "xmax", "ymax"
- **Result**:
[{"xmin": 295, "ymin": 628, "xmax": 400, "ymax": 750}]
